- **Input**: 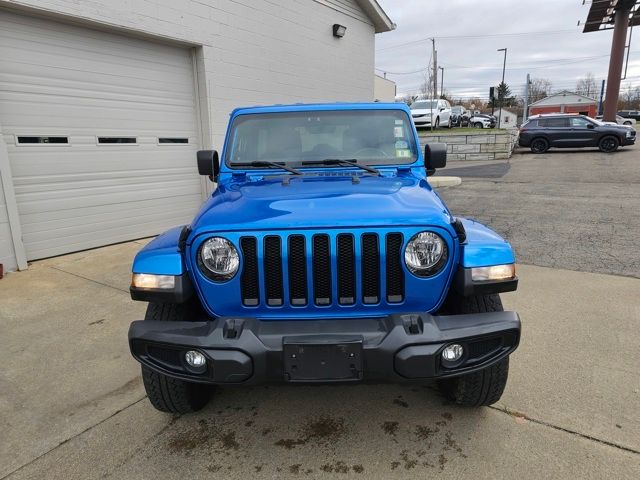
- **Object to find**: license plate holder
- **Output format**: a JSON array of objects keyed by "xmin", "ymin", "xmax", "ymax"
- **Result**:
[{"xmin": 283, "ymin": 337, "xmax": 363, "ymax": 382}]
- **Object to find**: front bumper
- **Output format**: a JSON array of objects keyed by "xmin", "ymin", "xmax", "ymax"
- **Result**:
[{"xmin": 129, "ymin": 311, "xmax": 520, "ymax": 385}]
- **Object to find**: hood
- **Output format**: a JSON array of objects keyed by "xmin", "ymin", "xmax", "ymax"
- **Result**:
[
  {"xmin": 411, "ymin": 109, "xmax": 435, "ymax": 116},
  {"xmin": 190, "ymin": 173, "xmax": 452, "ymax": 236}
]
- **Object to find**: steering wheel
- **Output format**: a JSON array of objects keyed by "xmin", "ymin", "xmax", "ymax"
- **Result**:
[{"xmin": 353, "ymin": 147, "xmax": 389, "ymax": 158}]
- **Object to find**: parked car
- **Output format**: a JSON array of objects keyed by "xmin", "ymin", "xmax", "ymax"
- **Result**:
[
  {"xmin": 617, "ymin": 110, "xmax": 640, "ymax": 121},
  {"xmin": 595, "ymin": 114, "xmax": 636, "ymax": 127},
  {"xmin": 469, "ymin": 114, "xmax": 496, "ymax": 129},
  {"xmin": 450, "ymin": 105, "xmax": 470, "ymax": 127},
  {"xmin": 410, "ymin": 99, "xmax": 452, "ymax": 128},
  {"xmin": 128, "ymin": 102, "xmax": 521, "ymax": 414},
  {"xmin": 519, "ymin": 113, "xmax": 636, "ymax": 153}
]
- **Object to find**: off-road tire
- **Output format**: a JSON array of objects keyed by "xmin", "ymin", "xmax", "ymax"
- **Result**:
[
  {"xmin": 530, "ymin": 137, "xmax": 549, "ymax": 153},
  {"xmin": 598, "ymin": 135, "xmax": 619, "ymax": 153},
  {"xmin": 141, "ymin": 302, "xmax": 212, "ymax": 413},
  {"xmin": 437, "ymin": 293, "xmax": 510, "ymax": 407}
]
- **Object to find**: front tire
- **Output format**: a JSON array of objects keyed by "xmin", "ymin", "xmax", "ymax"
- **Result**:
[
  {"xmin": 435, "ymin": 117, "xmax": 440, "ymax": 129},
  {"xmin": 530, "ymin": 137, "xmax": 549, "ymax": 153},
  {"xmin": 141, "ymin": 302, "xmax": 212, "ymax": 413},
  {"xmin": 598, "ymin": 135, "xmax": 619, "ymax": 153},
  {"xmin": 437, "ymin": 294, "xmax": 510, "ymax": 407},
  {"xmin": 474, "ymin": 122, "xmax": 483, "ymax": 129}
]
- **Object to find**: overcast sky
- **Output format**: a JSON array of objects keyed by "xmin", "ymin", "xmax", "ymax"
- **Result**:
[{"xmin": 375, "ymin": 0, "xmax": 639, "ymax": 100}]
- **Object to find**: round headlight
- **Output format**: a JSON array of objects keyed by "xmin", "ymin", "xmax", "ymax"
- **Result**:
[
  {"xmin": 199, "ymin": 237, "xmax": 239, "ymax": 281},
  {"xmin": 404, "ymin": 231, "xmax": 448, "ymax": 276}
]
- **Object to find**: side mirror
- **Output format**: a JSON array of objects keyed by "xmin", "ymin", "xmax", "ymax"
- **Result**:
[
  {"xmin": 425, "ymin": 143, "xmax": 447, "ymax": 176},
  {"xmin": 440, "ymin": 107, "xmax": 445, "ymax": 112},
  {"xmin": 197, "ymin": 150, "xmax": 220, "ymax": 181},
  {"xmin": 587, "ymin": 123, "xmax": 595, "ymax": 129}
]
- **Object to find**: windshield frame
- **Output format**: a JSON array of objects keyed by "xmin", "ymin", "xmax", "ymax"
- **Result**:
[{"xmin": 223, "ymin": 109, "xmax": 420, "ymax": 170}]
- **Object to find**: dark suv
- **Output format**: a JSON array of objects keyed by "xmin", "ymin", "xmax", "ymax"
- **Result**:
[
  {"xmin": 519, "ymin": 114, "xmax": 636, "ymax": 153},
  {"xmin": 618, "ymin": 110, "xmax": 640, "ymax": 121}
]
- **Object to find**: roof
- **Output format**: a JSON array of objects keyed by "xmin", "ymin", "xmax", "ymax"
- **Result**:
[
  {"xmin": 582, "ymin": 0, "xmax": 640, "ymax": 33},
  {"xmin": 355, "ymin": 0, "xmax": 395, "ymax": 33},
  {"xmin": 529, "ymin": 91, "xmax": 597, "ymax": 106},
  {"xmin": 230, "ymin": 102, "xmax": 409, "ymax": 116}
]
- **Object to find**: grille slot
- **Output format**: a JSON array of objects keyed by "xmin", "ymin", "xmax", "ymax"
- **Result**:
[
  {"xmin": 312, "ymin": 234, "xmax": 332, "ymax": 305},
  {"xmin": 361, "ymin": 234, "xmax": 380, "ymax": 304},
  {"xmin": 386, "ymin": 233, "xmax": 404, "ymax": 303},
  {"xmin": 337, "ymin": 234, "xmax": 356, "ymax": 305},
  {"xmin": 288, "ymin": 235, "xmax": 307, "ymax": 306},
  {"xmin": 263, "ymin": 236, "xmax": 283, "ymax": 306},
  {"xmin": 240, "ymin": 237, "xmax": 259, "ymax": 306}
]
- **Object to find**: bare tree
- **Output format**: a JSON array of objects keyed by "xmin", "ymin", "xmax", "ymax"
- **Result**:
[
  {"xmin": 528, "ymin": 77, "xmax": 553, "ymax": 104},
  {"xmin": 575, "ymin": 72, "xmax": 598, "ymax": 98},
  {"xmin": 620, "ymin": 84, "xmax": 640, "ymax": 110},
  {"xmin": 419, "ymin": 68, "xmax": 435, "ymax": 99}
]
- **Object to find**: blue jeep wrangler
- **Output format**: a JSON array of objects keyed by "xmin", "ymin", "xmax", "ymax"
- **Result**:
[{"xmin": 128, "ymin": 103, "xmax": 520, "ymax": 413}]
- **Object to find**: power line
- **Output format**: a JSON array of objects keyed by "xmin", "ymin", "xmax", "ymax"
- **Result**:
[{"xmin": 377, "ymin": 29, "xmax": 579, "ymax": 52}]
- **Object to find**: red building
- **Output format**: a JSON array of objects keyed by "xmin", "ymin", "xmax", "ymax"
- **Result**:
[{"xmin": 528, "ymin": 91, "xmax": 598, "ymax": 118}]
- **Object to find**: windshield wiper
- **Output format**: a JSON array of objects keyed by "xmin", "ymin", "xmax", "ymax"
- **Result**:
[
  {"xmin": 301, "ymin": 158, "xmax": 380, "ymax": 176},
  {"xmin": 234, "ymin": 161, "xmax": 303, "ymax": 175}
]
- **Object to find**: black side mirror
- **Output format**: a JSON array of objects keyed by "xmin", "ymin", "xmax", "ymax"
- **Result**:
[
  {"xmin": 197, "ymin": 150, "xmax": 220, "ymax": 181},
  {"xmin": 587, "ymin": 124, "xmax": 595, "ymax": 129},
  {"xmin": 425, "ymin": 143, "xmax": 447, "ymax": 176}
]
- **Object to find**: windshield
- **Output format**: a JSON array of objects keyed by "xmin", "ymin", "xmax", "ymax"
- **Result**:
[
  {"xmin": 225, "ymin": 110, "xmax": 418, "ymax": 167},
  {"xmin": 451, "ymin": 106, "xmax": 463, "ymax": 114},
  {"xmin": 411, "ymin": 101, "xmax": 438, "ymax": 110}
]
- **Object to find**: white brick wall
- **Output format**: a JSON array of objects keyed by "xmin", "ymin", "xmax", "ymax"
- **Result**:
[{"xmin": 0, "ymin": 0, "xmax": 378, "ymax": 271}]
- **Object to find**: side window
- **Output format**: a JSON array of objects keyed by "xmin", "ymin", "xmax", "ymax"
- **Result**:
[
  {"xmin": 570, "ymin": 117, "xmax": 592, "ymax": 128},
  {"xmin": 540, "ymin": 118, "xmax": 568, "ymax": 128}
]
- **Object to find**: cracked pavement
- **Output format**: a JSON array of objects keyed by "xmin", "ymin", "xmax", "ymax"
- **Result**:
[{"xmin": 1, "ymin": 148, "xmax": 639, "ymax": 479}]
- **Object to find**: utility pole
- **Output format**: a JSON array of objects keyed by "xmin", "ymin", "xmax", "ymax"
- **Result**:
[
  {"xmin": 430, "ymin": 38, "xmax": 436, "ymax": 131},
  {"xmin": 497, "ymin": 48, "xmax": 507, "ymax": 128},
  {"xmin": 603, "ymin": 1, "xmax": 633, "ymax": 121},
  {"xmin": 598, "ymin": 79, "xmax": 606, "ymax": 115},
  {"xmin": 439, "ymin": 66, "xmax": 444, "ymax": 98},
  {"xmin": 523, "ymin": 73, "xmax": 530, "ymax": 121}
]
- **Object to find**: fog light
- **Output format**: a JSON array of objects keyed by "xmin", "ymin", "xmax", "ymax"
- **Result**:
[
  {"xmin": 442, "ymin": 344, "xmax": 464, "ymax": 362},
  {"xmin": 185, "ymin": 350, "xmax": 206, "ymax": 368}
]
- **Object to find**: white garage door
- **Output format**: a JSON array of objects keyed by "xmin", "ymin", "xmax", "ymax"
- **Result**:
[{"xmin": 0, "ymin": 10, "xmax": 203, "ymax": 260}]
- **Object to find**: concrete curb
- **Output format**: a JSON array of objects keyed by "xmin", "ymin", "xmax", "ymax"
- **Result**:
[{"xmin": 428, "ymin": 176, "xmax": 462, "ymax": 187}]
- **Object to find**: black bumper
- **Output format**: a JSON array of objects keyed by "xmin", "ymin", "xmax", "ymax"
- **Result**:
[{"xmin": 129, "ymin": 312, "xmax": 520, "ymax": 385}]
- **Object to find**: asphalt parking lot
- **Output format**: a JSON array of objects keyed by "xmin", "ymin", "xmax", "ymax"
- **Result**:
[
  {"xmin": 437, "ymin": 144, "xmax": 640, "ymax": 278},
  {"xmin": 1, "ymin": 147, "xmax": 639, "ymax": 479}
]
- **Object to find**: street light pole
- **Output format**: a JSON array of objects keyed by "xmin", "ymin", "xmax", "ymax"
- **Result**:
[
  {"xmin": 497, "ymin": 48, "xmax": 507, "ymax": 128},
  {"xmin": 439, "ymin": 66, "xmax": 444, "ymax": 98}
]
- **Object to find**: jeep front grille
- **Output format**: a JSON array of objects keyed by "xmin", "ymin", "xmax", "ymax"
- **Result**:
[{"xmin": 239, "ymin": 232, "xmax": 405, "ymax": 308}]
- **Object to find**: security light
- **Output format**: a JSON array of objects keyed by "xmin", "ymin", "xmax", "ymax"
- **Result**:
[{"xmin": 333, "ymin": 24, "xmax": 346, "ymax": 38}]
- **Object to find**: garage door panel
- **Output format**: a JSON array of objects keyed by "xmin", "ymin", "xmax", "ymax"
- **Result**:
[
  {"xmin": 22, "ymin": 205, "xmax": 198, "ymax": 243},
  {"xmin": 9, "ymin": 149, "xmax": 198, "ymax": 178},
  {"xmin": 13, "ymin": 169, "xmax": 198, "ymax": 193},
  {"xmin": 19, "ymin": 195, "xmax": 202, "ymax": 233},
  {"xmin": 0, "ymin": 11, "xmax": 203, "ymax": 261},
  {"xmin": 16, "ymin": 182, "xmax": 202, "ymax": 215},
  {"xmin": 24, "ymin": 213, "xmax": 197, "ymax": 260},
  {"xmin": 0, "ymin": 11, "xmax": 189, "ymax": 63},
  {"xmin": 0, "ymin": 97, "xmax": 197, "ymax": 130}
]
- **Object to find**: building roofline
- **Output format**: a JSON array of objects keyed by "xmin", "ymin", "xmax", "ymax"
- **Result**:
[
  {"xmin": 355, "ymin": 0, "xmax": 395, "ymax": 33},
  {"xmin": 529, "ymin": 90, "xmax": 598, "ymax": 106}
]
